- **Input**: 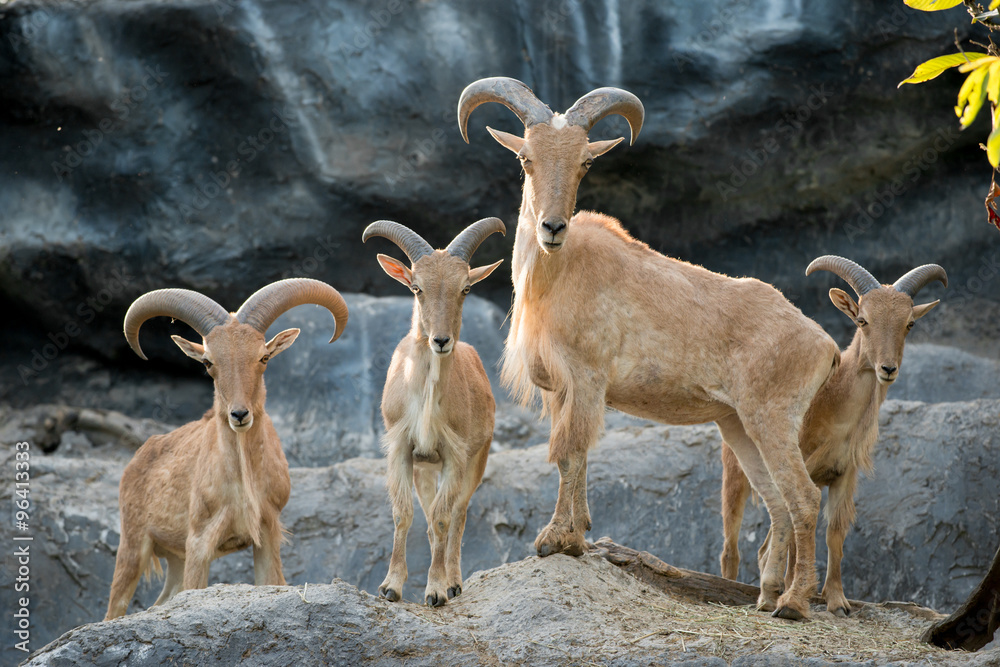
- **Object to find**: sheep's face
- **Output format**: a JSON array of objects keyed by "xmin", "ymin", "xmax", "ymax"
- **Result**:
[
  {"xmin": 376, "ymin": 250, "xmax": 501, "ymax": 355},
  {"xmin": 172, "ymin": 319, "xmax": 300, "ymax": 432},
  {"xmin": 829, "ymin": 287, "xmax": 939, "ymax": 385},
  {"xmin": 487, "ymin": 120, "xmax": 622, "ymax": 254}
]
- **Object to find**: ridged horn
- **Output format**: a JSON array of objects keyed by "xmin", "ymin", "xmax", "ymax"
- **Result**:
[
  {"xmin": 362, "ymin": 220, "xmax": 434, "ymax": 264},
  {"xmin": 805, "ymin": 255, "xmax": 882, "ymax": 297},
  {"xmin": 457, "ymin": 76, "xmax": 554, "ymax": 143},
  {"xmin": 893, "ymin": 264, "xmax": 948, "ymax": 297},
  {"xmin": 235, "ymin": 278, "xmax": 349, "ymax": 343},
  {"xmin": 445, "ymin": 217, "xmax": 506, "ymax": 264},
  {"xmin": 564, "ymin": 87, "xmax": 644, "ymax": 145},
  {"xmin": 124, "ymin": 289, "xmax": 230, "ymax": 360}
]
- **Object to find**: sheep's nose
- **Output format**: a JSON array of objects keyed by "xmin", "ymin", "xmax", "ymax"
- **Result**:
[
  {"xmin": 231, "ymin": 409, "xmax": 249, "ymax": 423},
  {"xmin": 433, "ymin": 336, "xmax": 451, "ymax": 350},
  {"xmin": 541, "ymin": 219, "xmax": 566, "ymax": 236},
  {"xmin": 881, "ymin": 365, "xmax": 897, "ymax": 376}
]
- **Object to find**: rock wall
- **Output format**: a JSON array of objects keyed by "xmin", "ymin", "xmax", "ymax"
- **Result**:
[{"xmin": 1, "ymin": 0, "xmax": 997, "ymax": 368}]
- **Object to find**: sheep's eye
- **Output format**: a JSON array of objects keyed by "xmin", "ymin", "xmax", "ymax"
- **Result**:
[
  {"xmin": 518, "ymin": 155, "xmax": 531, "ymax": 166},
  {"xmin": 202, "ymin": 359, "xmax": 213, "ymax": 370},
  {"xmin": 584, "ymin": 158, "xmax": 594, "ymax": 169},
  {"xmin": 261, "ymin": 354, "xmax": 270, "ymax": 364},
  {"xmin": 411, "ymin": 285, "xmax": 422, "ymax": 295},
  {"xmin": 906, "ymin": 321, "xmax": 915, "ymax": 330},
  {"xmin": 462, "ymin": 285, "xmax": 471, "ymax": 295},
  {"xmin": 856, "ymin": 318, "xmax": 867, "ymax": 327}
]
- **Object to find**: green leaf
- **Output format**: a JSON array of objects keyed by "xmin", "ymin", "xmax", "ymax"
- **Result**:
[
  {"xmin": 898, "ymin": 52, "xmax": 990, "ymax": 87},
  {"xmin": 903, "ymin": 0, "xmax": 964, "ymax": 10},
  {"xmin": 956, "ymin": 66, "xmax": 989, "ymax": 127}
]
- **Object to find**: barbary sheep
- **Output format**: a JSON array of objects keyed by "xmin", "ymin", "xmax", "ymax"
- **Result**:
[
  {"xmin": 104, "ymin": 278, "xmax": 348, "ymax": 620},
  {"xmin": 363, "ymin": 217, "xmax": 504, "ymax": 607},
  {"xmin": 720, "ymin": 256, "xmax": 946, "ymax": 616},
  {"xmin": 459, "ymin": 76, "xmax": 840, "ymax": 619}
]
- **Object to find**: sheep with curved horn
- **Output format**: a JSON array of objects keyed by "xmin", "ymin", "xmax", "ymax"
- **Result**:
[
  {"xmin": 720, "ymin": 256, "xmax": 946, "ymax": 616},
  {"xmin": 460, "ymin": 76, "xmax": 842, "ymax": 620},
  {"xmin": 105, "ymin": 278, "xmax": 348, "ymax": 620},
  {"xmin": 364, "ymin": 217, "xmax": 504, "ymax": 607}
]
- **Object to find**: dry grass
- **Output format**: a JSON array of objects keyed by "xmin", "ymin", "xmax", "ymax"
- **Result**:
[{"xmin": 627, "ymin": 596, "xmax": 947, "ymax": 663}]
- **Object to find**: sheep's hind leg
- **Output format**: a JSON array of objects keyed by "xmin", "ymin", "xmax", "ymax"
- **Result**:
[
  {"xmin": 720, "ymin": 441, "xmax": 752, "ymax": 580},
  {"xmin": 105, "ymin": 534, "xmax": 154, "ymax": 620},
  {"xmin": 716, "ymin": 415, "xmax": 795, "ymax": 614},
  {"xmin": 154, "ymin": 551, "xmax": 184, "ymax": 605}
]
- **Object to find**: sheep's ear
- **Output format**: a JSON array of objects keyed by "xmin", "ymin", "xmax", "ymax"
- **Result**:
[
  {"xmin": 266, "ymin": 328, "xmax": 300, "ymax": 359},
  {"xmin": 171, "ymin": 335, "xmax": 205, "ymax": 361},
  {"xmin": 487, "ymin": 126, "xmax": 525, "ymax": 155},
  {"xmin": 588, "ymin": 137, "xmax": 624, "ymax": 158},
  {"xmin": 377, "ymin": 254, "xmax": 413, "ymax": 287},
  {"xmin": 912, "ymin": 300, "xmax": 940, "ymax": 320},
  {"xmin": 469, "ymin": 259, "xmax": 503, "ymax": 285},
  {"xmin": 829, "ymin": 288, "xmax": 859, "ymax": 320}
]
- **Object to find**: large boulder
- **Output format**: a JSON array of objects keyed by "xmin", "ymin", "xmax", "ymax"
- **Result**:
[
  {"xmin": 23, "ymin": 554, "xmax": 1000, "ymax": 667},
  {"xmin": 1, "ymin": 0, "xmax": 997, "ymax": 363},
  {"xmin": 5, "ymin": 398, "xmax": 998, "ymax": 663}
]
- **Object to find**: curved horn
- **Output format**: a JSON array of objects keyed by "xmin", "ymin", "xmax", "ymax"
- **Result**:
[
  {"xmin": 457, "ymin": 76, "xmax": 554, "ymax": 143},
  {"xmin": 564, "ymin": 87, "xmax": 644, "ymax": 145},
  {"xmin": 362, "ymin": 220, "xmax": 434, "ymax": 264},
  {"xmin": 893, "ymin": 264, "xmax": 948, "ymax": 297},
  {"xmin": 124, "ymin": 289, "xmax": 230, "ymax": 360},
  {"xmin": 805, "ymin": 255, "xmax": 882, "ymax": 297},
  {"xmin": 445, "ymin": 217, "xmax": 506, "ymax": 264},
  {"xmin": 235, "ymin": 278, "xmax": 349, "ymax": 343}
]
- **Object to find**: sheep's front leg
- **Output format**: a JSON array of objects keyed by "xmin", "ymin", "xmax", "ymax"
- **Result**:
[
  {"xmin": 822, "ymin": 473, "xmax": 857, "ymax": 617},
  {"xmin": 253, "ymin": 513, "xmax": 287, "ymax": 586},
  {"xmin": 425, "ymin": 457, "xmax": 465, "ymax": 607},
  {"xmin": 183, "ymin": 510, "xmax": 230, "ymax": 591},
  {"xmin": 379, "ymin": 446, "xmax": 414, "ymax": 602},
  {"xmin": 720, "ymin": 441, "xmax": 752, "ymax": 580},
  {"xmin": 443, "ymin": 446, "xmax": 489, "ymax": 600},
  {"xmin": 536, "ymin": 384, "xmax": 603, "ymax": 558}
]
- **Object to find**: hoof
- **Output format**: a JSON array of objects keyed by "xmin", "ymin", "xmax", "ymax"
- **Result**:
[
  {"xmin": 447, "ymin": 584, "xmax": 462, "ymax": 600},
  {"xmin": 829, "ymin": 605, "xmax": 850, "ymax": 618},
  {"xmin": 756, "ymin": 599, "xmax": 777, "ymax": 613},
  {"xmin": 378, "ymin": 586, "xmax": 400, "ymax": 602},
  {"xmin": 425, "ymin": 592, "xmax": 447, "ymax": 607},
  {"xmin": 772, "ymin": 605, "xmax": 806, "ymax": 621},
  {"xmin": 537, "ymin": 542, "xmax": 556, "ymax": 557}
]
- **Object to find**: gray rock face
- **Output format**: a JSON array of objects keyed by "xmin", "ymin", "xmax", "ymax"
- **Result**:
[
  {"xmin": 891, "ymin": 344, "xmax": 1000, "ymax": 403},
  {"xmin": 22, "ymin": 554, "xmax": 1000, "ymax": 667},
  {"xmin": 1, "ymin": 0, "xmax": 998, "ymax": 364},
  {"xmin": 6, "ymin": 399, "xmax": 998, "ymax": 664}
]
